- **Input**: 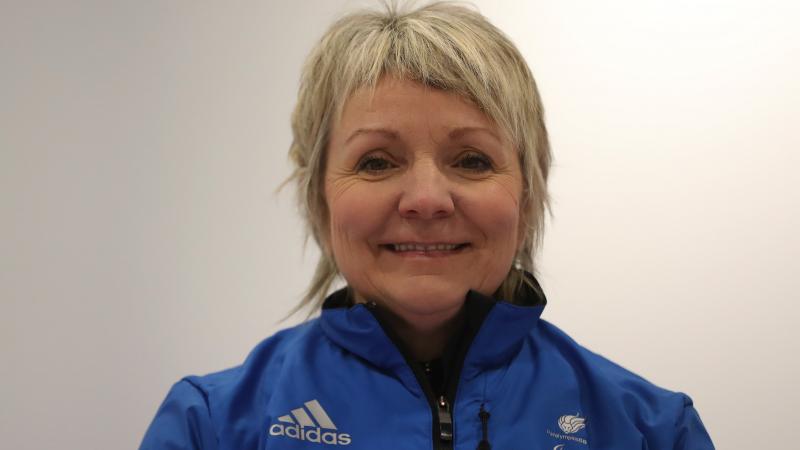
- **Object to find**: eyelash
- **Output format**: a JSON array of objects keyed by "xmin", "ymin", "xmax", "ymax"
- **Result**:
[
  {"xmin": 454, "ymin": 151, "xmax": 493, "ymax": 173},
  {"xmin": 356, "ymin": 154, "xmax": 396, "ymax": 174},
  {"xmin": 355, "ymin": 150, "xmax": 493, "ymax": 174}
]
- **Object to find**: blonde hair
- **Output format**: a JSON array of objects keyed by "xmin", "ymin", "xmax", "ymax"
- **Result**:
[{"xmin": 287, "ymin": 1, "xmax": 551, "ymax": 314}]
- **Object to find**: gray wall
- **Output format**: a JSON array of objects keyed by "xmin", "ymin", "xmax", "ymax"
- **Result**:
[{"xmin": 2, "ymin": 1, "xmax": 798, "ymax": 448}]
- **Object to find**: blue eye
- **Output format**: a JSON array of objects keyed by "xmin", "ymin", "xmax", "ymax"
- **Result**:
[
  {"xmin": 356, "ymin": 155, "xmax": 396, "ymax": 173},
  {"xmin": 456, "ymin": 152, "xmax": 492, "ymax": 172}
]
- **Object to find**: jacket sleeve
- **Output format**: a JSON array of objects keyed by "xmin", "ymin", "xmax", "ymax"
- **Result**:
[
  {"xmin": 674, "ymin": 395, "xmax": 715, "ymax": 450},
  {"xmin": 139, "ymin": 379, "xmax": 218, "ymax": 450}
]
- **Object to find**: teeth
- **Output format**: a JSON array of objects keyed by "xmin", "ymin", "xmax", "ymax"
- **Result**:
[{"xmin": 392, "ymin": 243, "xmax": 460, "ymax": 252}]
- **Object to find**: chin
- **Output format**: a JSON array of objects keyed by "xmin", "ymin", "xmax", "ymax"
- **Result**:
[{"xmin": 381, "ymin": 279, "xmax": 469, "ymax": 318}]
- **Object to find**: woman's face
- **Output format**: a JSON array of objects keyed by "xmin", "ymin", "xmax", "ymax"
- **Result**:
[{"xmin": 324, "ymin": 75, "xmax": 524, "ymax": 326}]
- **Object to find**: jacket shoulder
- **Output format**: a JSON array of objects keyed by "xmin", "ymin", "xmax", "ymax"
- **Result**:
[
  {"xmin": 536, "ymin": 319, "xmax": 683, "ymax": 397},
  {"xmin": 184, "ymin": 319, "xmax": 320, "ymax": 393},
  {"xmin": 532, "ymin": 320, "xmax": 714, "ymax": 449},
  {"xmin": 139, "ymin": 319, "xmax": 322, "ymax": 449}
]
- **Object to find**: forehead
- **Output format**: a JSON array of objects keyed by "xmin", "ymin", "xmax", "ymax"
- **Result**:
[{"xmin": 332, "ymin": 76, "xmax": 504, "ymax": 142}]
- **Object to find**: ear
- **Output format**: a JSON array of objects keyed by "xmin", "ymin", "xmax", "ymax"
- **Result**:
[
  {"xmin": 316, "ymin": 217, "xmax": 333, "ymax": 260},
  {"xmin": 515, "ymin": 193, "xmax": 530, "ymax": 254},
  {"xmin": 316, "ymin": 177, "xmax": 334, "ymax": 258}
]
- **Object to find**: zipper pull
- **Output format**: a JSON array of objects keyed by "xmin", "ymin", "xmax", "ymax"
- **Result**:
[
  {"xmin": 477, "ymin": 403, "xmax": 491, "ymax": 450},
  {"xmin": 438, "ymin": 395, "xmax": 453, "ymax": 442}
]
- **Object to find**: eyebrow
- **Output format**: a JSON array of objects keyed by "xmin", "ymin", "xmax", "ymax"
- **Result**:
[
  {"xmin": 447, "ymin": 126, "xmax": 502, "ymax": 143},
  {"xmin": 344, "ymin": 126, "xmax": 501, "ymax": 145},
  {"xmin": 345, "ymin": 128, "xmax": 398, "ymax": 144}
]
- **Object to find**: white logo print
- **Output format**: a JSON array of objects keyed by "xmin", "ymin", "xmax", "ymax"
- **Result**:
[
  {"xmin": 269, "ymin": 399, "xmax": 352, "ymax": 445},
  {"xmin": 558, "ymin": 413, "xmax": 586, "ymax": 434}
]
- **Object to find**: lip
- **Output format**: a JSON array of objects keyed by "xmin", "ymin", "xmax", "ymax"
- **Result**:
[
  {"xmin": 379, "ymin": 242, "xmax": 471, "ymax": 256},
  {"xmin": 378, "ymin": 239, "xmax": 470, "ymax": 246}
]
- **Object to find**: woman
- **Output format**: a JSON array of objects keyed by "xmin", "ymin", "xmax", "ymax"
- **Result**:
[{"xmin": 141, "ymin": 2, "xmax": 714, "ymax": 449}]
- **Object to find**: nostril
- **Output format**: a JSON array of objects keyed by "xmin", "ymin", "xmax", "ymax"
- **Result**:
[{"xmin": 397, "ymin": 191, "xmax": 455, "ymax": 219}]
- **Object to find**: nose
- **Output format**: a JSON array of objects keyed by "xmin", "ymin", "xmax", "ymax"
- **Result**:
[{"xmin": 397, "ymin": 160, "xmax": 455, "ymax": 220}]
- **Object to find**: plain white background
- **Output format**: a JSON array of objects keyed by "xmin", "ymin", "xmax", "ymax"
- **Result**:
[{"xmin": 2, "ymin": 1, "xmax": 798, "ymax": 448}]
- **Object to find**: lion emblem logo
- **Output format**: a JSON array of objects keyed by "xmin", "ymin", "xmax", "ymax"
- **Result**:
[{"xmin": 557, "ymin": 413, "xmax": 586, "ymax": 434}]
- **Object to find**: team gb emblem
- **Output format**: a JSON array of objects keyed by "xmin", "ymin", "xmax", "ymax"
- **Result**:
[{"xmin": 557, "ymin": 414, "xmax": 586, "ymax": 434}]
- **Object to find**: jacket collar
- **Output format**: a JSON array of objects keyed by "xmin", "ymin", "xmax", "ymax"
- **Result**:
[{"xmin": 318, "ymin": 273, "xmax": 547, "ymax": 391}]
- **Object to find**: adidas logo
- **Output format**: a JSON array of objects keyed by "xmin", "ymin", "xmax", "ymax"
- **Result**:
[{"xmin": 268, "ymin": 399, "xmax": 352, "ymax": 445}]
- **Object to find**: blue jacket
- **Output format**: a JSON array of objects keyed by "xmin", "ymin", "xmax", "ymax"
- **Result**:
[{"xmin": 140, "ymin": 280, "xmax": 714, "ymax": 449}]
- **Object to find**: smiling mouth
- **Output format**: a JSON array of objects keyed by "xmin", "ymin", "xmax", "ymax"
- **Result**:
[{"xmin": 382, "ymin": 243, "xmax": 470, "ymax": 253}]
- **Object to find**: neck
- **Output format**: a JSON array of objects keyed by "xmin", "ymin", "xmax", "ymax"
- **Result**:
[{"xmin": 376, "ymin": 304, "xmax": 465, "ymax": 362}]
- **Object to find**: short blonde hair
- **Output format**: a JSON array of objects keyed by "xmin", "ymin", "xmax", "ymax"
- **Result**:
[{"xmin": 287, "ymin": 1, "xmax": 551, "ymax": 313}]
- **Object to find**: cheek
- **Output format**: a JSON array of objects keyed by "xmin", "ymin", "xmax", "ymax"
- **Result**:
[
  {"xmin": 467, "ymin": 181, "xmax": 522, "ymax": 243},
  {"xmin": 325, "ymin": 182, "xmax": 392, "ymax": 258},
  {"xmin": 328, "ymin": 203, "xmax": 367, "ymax": 248},
  {"xmin": 486, "ymin": 202, "xmax": 522, "ymax": 252}
]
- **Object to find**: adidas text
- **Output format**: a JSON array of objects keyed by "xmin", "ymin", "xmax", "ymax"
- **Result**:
[
  {"xmin": 269, "ymin": 400, "xmax": 351, "ymax": 445},
  {"xmin": 269, "ymin": 424, "xmax": 352, "ymax": 445}
]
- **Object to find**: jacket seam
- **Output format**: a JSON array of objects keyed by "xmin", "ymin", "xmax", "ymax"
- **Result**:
[{"xmin": 181, "ymin": 377, "xmax": 221, "ymax": 449}]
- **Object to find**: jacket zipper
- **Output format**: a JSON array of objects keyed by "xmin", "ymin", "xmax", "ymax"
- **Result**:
[
  {"xmin": 365, "ymin": 302, "xmax": 460, "ymax": 450},
  {"xmin": 438, "ymin": 395, "xmax": 454, "ymax": 443}
]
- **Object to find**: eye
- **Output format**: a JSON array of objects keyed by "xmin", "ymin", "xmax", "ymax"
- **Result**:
[
  {"xmin": 454, "ymin": 151, "xmax": 493, "ymax": 173},
  {"xmin": 356, "ymin": 154, "xmax": 397, "ymax": 174}
]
